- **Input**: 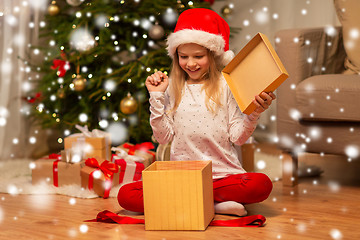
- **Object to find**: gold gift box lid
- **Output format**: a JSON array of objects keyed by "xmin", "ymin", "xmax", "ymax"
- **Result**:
[{"xmin": 222, "ymin": 32, "xmax": 289, "ymax": 115}]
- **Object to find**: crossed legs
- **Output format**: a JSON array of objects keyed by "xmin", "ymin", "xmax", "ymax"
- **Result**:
[{"xmin": 118, "ymin": 172, "xmax": 273, "ymax": 215}]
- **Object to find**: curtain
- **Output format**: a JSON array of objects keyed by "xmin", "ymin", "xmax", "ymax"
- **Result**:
[{"xmin": 0, "ymin": 0, "xmax": 48, "ymax": 160}]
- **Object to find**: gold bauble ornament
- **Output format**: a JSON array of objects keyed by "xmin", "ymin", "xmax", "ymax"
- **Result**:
[
  {"xmin": 73, "ymin": 74, "xmax": 87, "ymax": 91},
  {"xmin": 57, "ymin": 88, "xmax": 65, "ymax": 98},
  {"xmin": 120, "ymin": 92, "xmax": 138, "ymax": 115},
  {"xmin": 221, "ymin": 5, "xmax": 233, "ymax": 18},
  {"xmin": 149, "ymin": 24, "xmax": 165, "ymax": 40},
  {"xmin": 48, "ymin": 1, "xmax": 60, "ymax": 16}
]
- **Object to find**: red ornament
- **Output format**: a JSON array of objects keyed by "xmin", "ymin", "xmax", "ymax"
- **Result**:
[
  {"xmin": 51, "ymin": 50, "xmax": 70, "ymax": 77},
  {"xmin": 51, "ymin": 59, "xmax": 70, "ymax": 77},
  {"xmin": 25, "ymin": 92, "xmax": 42, "ymax": 103}
]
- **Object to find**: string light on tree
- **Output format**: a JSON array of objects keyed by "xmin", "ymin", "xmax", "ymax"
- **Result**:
[
  {"xmin": 176, "ymin": 0, "xmax": 185, "ymax": 9},
  {"xmin": 79, "ymin": 113, "xmax": 88, "ymax": 122},
  {"xmin": 104, "ymin": 80, "xmax": 116, "ymax": 92},
  {"xmin": 99, "ymin": 119, "xmax": 109, "ymax": 129}
]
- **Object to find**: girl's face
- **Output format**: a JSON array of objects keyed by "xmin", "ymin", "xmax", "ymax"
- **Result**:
[{"xmin": 177, "ymin": 43, "xmax": 210, "ymax": 83}]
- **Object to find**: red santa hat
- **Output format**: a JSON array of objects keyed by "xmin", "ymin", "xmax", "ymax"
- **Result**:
[{"xmin": 166, "ymin": 8, "xmax": 235, "ymax": 66}]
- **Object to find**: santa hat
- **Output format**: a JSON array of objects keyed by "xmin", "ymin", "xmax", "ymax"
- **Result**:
[{"xmin": 166, "ymin": 8, "xmax": 235, "ymax": 66}]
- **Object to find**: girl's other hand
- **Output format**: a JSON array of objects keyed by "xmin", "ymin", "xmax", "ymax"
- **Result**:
[
  {"xmin": 145, "ymin": 71, "xmax": 169, "ymax": 93},
  {"xmin": 253, "ymin": 92, "xmax": 276, "ymax": 114}
]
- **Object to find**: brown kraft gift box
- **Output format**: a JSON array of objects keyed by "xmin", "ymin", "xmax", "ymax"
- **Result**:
[
  {"xmin": 31, "ymin": 157, "xmax": 84, "ymax": 187},
  {"xmin": 80, "ymin": 159, "xmax": 120, "ymax": 198},
  {"xmin": 64, "ymin": 135, "xmax": 111, "ymax": 160},
  {"xmin": 118, "ymin": 142, "xmax": 155, "ymax": 167}
]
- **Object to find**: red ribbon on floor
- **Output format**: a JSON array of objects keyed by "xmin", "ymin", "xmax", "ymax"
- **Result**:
[
  {"xmin": 85, "ymin": 210, "xmax": 145, "ymax": 224},
  {"xmin": 209, "ymin": 214, "xmax": 266, "ymax": 227},
  {"xmin": 85, "ymin": 210, "xmax": 266, "ymax": 227}
]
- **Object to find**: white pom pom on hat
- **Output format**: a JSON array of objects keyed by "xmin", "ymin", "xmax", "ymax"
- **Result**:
[
  {"xmin": 166, "ymin": 8, "xmax": 234, "ymax": 66},
  {"xmin": 221, "ymin": 50, "xmax": 235, "ymax": 66}
]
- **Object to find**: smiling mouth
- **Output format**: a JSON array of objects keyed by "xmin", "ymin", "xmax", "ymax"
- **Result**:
[{"xmin": 187, "ymin": 68, "xmax": 200, "ymax": 72}]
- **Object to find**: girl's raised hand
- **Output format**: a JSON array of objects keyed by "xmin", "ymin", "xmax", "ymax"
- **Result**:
[
  {"xmin": 252, "ymin": 92, "xmax": 276, "ymax": 114},
  {"xmin": 145, "ymin": 71, "xmax": 169, "ymax": 93}
]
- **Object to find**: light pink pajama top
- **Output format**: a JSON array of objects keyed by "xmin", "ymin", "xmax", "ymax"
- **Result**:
[{"xmin": 149, "ymin": 77, "xmax": 260, "ymax": 179}]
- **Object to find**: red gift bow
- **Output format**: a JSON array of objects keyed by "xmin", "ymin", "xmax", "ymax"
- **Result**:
[
  {"xmin": 85, "ymin": 158, "xmax": 119, "ymax": 198},
  {"xmin": 114, "ymin": 159, "xmax": 144, "ymax": 184},
  {"xmin": 48, "ymin": 153, "xmax": 61, "ymax": 160},
  {"xmin": 85, "ymin": 210, "xmax": 266, "ymax": 227},
  {"xmin": 123, "ymin": 142, "xmax": 155, "ymax": 163},
  {"xmin": 123, "ymin": 142, "xmax": 154, "ymax": 155}
]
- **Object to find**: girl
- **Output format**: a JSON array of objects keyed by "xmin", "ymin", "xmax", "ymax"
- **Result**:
[{"xmin": 118, "ymin": 8, "xmax": 276, "ymax": 216}]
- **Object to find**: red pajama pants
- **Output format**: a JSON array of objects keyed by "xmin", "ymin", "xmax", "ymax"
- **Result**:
[{"xmin": 117, "ymin": 172, "xmax": 273, "ymax": 213}]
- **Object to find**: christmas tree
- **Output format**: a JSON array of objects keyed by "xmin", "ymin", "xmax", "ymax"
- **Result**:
[{"xmin": 26, "ymin": 0, "xmax": 212, "ymax": 146}]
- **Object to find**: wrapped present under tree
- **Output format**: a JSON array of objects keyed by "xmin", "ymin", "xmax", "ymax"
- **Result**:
[
  {"xmin": 116, "ymin": 142, "xmax": 155, "ymax": 166},
  {"xmin": 80, "ymin": 158, "xmax": 119, "ymax": 198},
  {"xmin": 32, "ymin": 154, "xmax": 84, "ymax": 187},
  {"xmin": 64, "ymin": 125, "xmax": 111, "ymax": 161}
]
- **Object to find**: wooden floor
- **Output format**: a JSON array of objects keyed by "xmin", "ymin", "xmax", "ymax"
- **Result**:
[{"xmin": 1, "ymin": 154, "xmax": 360, "ymax": 240}]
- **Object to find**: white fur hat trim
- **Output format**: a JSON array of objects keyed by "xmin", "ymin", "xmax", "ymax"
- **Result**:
[{"xmin": 167, "ymin": 29, "xmax": 225, "ymax": 58}]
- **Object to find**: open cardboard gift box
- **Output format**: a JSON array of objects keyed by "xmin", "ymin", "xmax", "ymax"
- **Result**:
[
  {"xmin": 222, "ymin": 32, "xmax": 289, "ymax": 115},
  {"xmin": 142, "ymin": 160, "xmax": 214, "ymax": 231}
]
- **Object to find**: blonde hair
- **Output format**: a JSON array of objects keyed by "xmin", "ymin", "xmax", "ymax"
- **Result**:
[{"xmin": 168, "ymin": 49, "xmax": 223, "ymax": 114}]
